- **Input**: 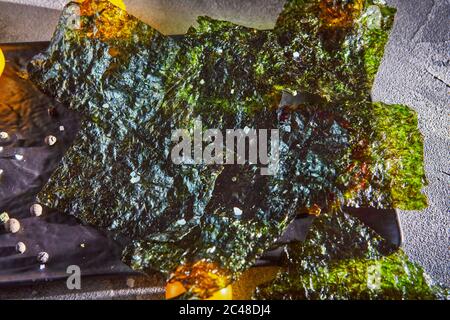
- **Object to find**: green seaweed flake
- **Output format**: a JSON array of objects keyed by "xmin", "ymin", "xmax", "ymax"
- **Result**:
[
  {"xmin": 256, "ymin": 252, "xmax": 445, "ymax": 300},
  {"xmin": 359, "ymin": 2, "xmax": 396, "ymax": 84},
  {"xmin": 371, "ymin": 103, "xmax": 428, "ymax": 210},
  {"xmin": 255, "ymin": 212, "xmax": 445, "ymax": 300}
]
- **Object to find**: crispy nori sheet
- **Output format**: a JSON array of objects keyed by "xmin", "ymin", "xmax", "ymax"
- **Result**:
[
  {"xmin": 29, "ymin": 0, "xmax": 223, "ymax": 269},
  {"xmin": 262, "ymin": 0, "xmax": 427, "ymax": 210},
  {"xmin": 254, "ymin": 211, "xmax": 446, "ymax": 300},
  {"xmin": 28, "ymin": 0, "xmax": 430, "ymax": 297}
]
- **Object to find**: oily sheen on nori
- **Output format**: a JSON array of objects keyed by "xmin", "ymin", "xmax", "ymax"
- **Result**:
[{"xmin": 29, "ymin": 0, "xmax": 430, "ymax": 296}]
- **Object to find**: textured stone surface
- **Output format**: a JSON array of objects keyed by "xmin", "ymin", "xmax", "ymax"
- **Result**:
[
  {"xmin": 372, "ymin": 0, "xmax": 450, "ymax": 288},
  {"xmin": 0, "ymin": 0, "xmax": 448, "ymax": 288},
  {"xmin": 0, "ymin": 2, "xmax": 61, "ymax": 42},
  {"xmin": 1, "ymin": 0, "xmax": 68, "ymax": 10},
  {"xmin": 1, "ymin": 0, "xmax": 286, "ymax": 34},
  {"xmin": 0, "ymin": 274, "xmax": 165, "ymax": 300}
]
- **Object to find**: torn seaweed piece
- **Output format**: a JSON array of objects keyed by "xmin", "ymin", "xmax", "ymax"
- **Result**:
[
  {"xmin": 262, "ymin": 0, "xmax": 426, "ymax": 209},
  {"xmin": 123, "ymin": 18, "xmax": 292, "ymax": 277},
  {"xmin": 29, "ymin": 0, "xmax": 223, "ymax": 268},
  {"xmin": 29, "ymin": 1, "xmax": 296, "ymax": 280},
  {"xmin": 126, "ymin": 14, "xmax": 373, "ymax": 277},
  {"xmin": 341, "ymin": 102, "xmax": 428, "ymax": 210},
  {"xmin": 254, "ymin": 211, "xmax": 446, "ymax": 300}
]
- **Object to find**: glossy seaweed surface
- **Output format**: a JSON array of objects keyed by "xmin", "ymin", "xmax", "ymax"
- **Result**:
[
  {"xmin": 28, "ymin": 0, "xmax": 433, "ymax": 298},
  {"xmin": 255, "ymin": 211, "xmax": 446, "ymax": 300}
]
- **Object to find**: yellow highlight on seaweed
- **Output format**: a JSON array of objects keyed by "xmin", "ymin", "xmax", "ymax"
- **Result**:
[
  {"xmin": 206, "ymin": 285, "xmax": 233, "ymax": 300},
  {"xmin": 0, "ymin": 48, "xmax": 5, "ymax": 78},
  {"xmin": 109, "ymin": 0, "xmax": 126, "ymax": 11},
  {"xmin": 80, "ymin": 0, "xmax": 126, "ymax": 11}
]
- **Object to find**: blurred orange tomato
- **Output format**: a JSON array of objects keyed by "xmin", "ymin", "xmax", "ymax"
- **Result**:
[
  {"xmin": 0, "ymin": 49, "xmax": 5, "ymax": 77},
  {"xmin": 165, "ymin": 281, "xmax": 187, "ymax": 300},
  {"xmin": 165, "ymin": 282, "xmax": 233, "ymax": 300}
]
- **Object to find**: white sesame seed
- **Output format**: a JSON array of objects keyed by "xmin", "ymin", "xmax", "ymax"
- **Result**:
[
  {"xmin": 293, "ymin": 51, "xmax": 300, "ymax": 59},
  {"xmin": 30, "ymin": 204, "xmax": 43, "ymax": 217},
  {"xmin": 45, "ymin": 135, "xmax": 57, "ymax": 146},
  {"xmin": 37, "ymin": 252, "xmax": 49, "ymax": 264},
  {"xmin": 16, "ymin": 242, "xmax": 26, "ymax": 254},
  {"xmin": 130, "ymin": 172, "xmax": 141, "ymax": 184},
  {"xmin": 0, "ymin": 132, "xmax": 9, "ymax": 140},
  {"xmin": 15, "ymin": 154, "xmax": 24, "ymax": 161},
  {"xmin": 5, "ymin": 218, "xmax": 20, "ymax": 233},
  {"xmin": 207, "ymin": 247, "xmax": 216, "ymax": 254},
  {"xmin": 233, "ymin": 207, "xmax": 243, "ymax": 216}
]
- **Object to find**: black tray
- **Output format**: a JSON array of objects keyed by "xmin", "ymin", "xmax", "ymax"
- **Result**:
[{"xmin": 0, "ymin": 43, "xmax": 136, "ymax": 287}]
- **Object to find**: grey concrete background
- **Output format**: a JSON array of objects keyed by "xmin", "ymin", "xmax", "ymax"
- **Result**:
[
  {"xmin": 0, "ymin": 275, "xmax": 166, "ymax": 300},
  {"xmin": 1, "ymin": 0, "xmax": 286, "ymax": 34},
  {"xmin": 372, "ymin": 0, "xmax": 450, "ymax": 289},
  {"xmin": 0, "ymin": 0, "xmax": 448, "ymax": 292}
]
